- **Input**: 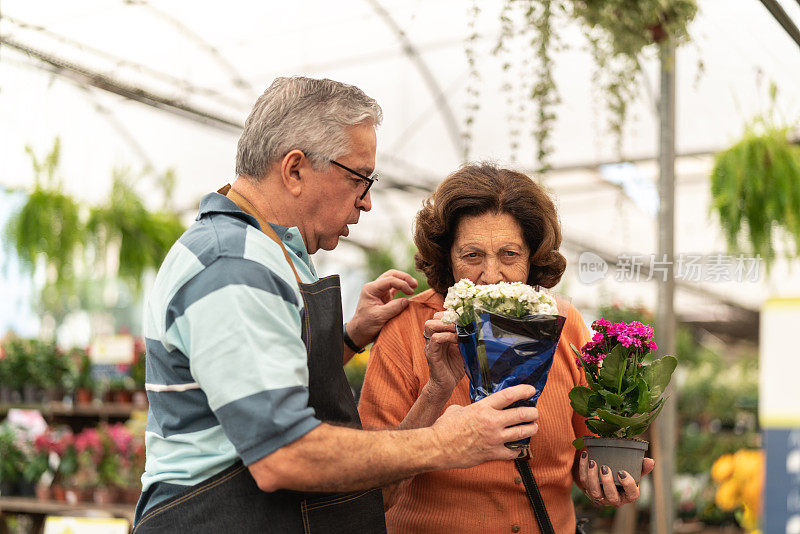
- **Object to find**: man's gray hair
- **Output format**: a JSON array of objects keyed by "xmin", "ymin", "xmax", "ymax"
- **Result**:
[{"xmin": 235, "ymin": 77, "xmax": 383, "ymax": 179}]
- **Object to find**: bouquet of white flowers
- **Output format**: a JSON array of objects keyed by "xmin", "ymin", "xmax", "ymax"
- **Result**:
[{"xmin": 443, "ymin": 279, "xmax": 569, "ymax": 449}]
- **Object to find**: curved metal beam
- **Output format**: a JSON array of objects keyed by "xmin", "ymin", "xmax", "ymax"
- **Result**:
[
  {"xmin": 365, "ymin": 0, "xmax": 465, "ymax": 160},
  {"xmin": 0, "ymin": 36, "xmax": 243, "ymax": 132},
  {"xmin": 127, "ymin": 0, "xmax": 258, "ymax": 99}
]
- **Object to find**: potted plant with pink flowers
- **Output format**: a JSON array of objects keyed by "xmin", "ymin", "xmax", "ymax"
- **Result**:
[{"xmin": 569, "ymin": 319, "xmax": 677, "ymax": 485}]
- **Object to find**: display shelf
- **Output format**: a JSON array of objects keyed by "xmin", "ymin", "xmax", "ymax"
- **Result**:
[{"xmin": 0, "ymin": 401, "xmax": 146, "ymax": 419}]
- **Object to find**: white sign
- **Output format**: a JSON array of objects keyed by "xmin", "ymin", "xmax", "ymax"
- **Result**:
[
  {"xmin": 44, "ymin": 516, "xmax": 129, "ymax": 534},
  {"xmin": 760, "ymin": 298, "xmax": 800, "ymax": 427},
  {"xmin": 89, "ymin": 334, "xmax": 135, "ymax": 365}
]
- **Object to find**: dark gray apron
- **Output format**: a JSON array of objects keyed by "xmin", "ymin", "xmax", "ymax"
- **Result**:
[{"xmin": 133, "ymin": 189, "xmax": 386, "ymax": 533}]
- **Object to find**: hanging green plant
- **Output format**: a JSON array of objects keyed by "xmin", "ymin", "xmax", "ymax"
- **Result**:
[
  {"xmin": 573, "ymin": 0, "xmax": 697, "ymax": 152},
  {"xmin": 4, "ymin": 139, "xmax": 84, "ymax": 307},
  {"xmin": 87, "ymin": 169, "xmax": 185, "ymax": 290},
  {"xmin": 486, "ymin": 0, "xmax": 697, "ymax": 167},
  {"xmin": 710, "ymin": 91, "xmax": 800, "ymax": 269},
  {"xmin": 5, "ymin": 138, "xmax": 186, "ymax": 324}
]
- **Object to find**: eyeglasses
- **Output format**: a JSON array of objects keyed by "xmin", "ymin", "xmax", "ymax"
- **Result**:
[{"xmin": 329, "ymin": 159, "xmax": 379, "ymax": 200}]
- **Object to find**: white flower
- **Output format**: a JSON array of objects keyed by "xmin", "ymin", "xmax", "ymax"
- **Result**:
[
  {"xmin": 442, "ymin": 280, "xmax": 559, "ymax": 323},
  {"xmin": 441, "ymin": 310, "xmax": 459, "ymax": 324}
]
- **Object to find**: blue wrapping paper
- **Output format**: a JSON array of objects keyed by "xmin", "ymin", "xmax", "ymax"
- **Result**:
[{"xmin": 456, "ymin": 307, "xmax": 568, "ymax": 448}]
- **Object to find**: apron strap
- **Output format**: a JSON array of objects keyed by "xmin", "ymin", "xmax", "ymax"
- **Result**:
[{"xmin": 219, "ymin": 184, "xmax": 303, "ymax": 286}]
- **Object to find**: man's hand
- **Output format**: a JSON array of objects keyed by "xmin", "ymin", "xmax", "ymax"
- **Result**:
[
  {"xmin": 431, "ymin": 384, "xmax": 540, "ymax": 468},
  {"xmin": 422, "ymin": 311, "xmax": 463, "ymax": 400},
  {"xmin": 578, "ymin": 452, "xmax": 655, "ymax": 507},
  {"xmin": 347, "ymin": 270, "xmax": 418, "ymax": 348}
]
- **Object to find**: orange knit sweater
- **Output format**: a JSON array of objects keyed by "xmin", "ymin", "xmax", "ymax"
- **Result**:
[{"xmin": 359, "ymin": 289, "xmax": 592, "ymax": 534}]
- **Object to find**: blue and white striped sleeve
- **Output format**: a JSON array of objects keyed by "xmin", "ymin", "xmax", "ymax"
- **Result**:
[{"xmin": 167, "ymin": 255, "xmax": 321, "ymax": 465}]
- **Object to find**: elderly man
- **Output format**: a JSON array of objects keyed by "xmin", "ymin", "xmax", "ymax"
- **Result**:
[{"xmin": 133, "ymin": 77, "xmax": 540, "ymax": 533}]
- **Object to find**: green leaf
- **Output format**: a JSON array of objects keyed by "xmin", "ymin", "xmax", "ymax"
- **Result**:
[
  {"xmin": 626, "ymin": 401, "xmax": 666, "ymax": 436},
  {"xmin": 596, "ymin": 408, "xmax": 650, "ymax": 428},
  {"xmin": 600, "ymin": 390, "xmax": 624, "ymax": 408},
  {"xmin": 621, "ymin": 378, "xmax": 638, "ymax": 395},
  {"xmin": 572, "ymin": 436, "xmax": 586, "ymax": 449},
  {"xmin": 644, "ymin": 355, "xmax": 678, "ymax": 402},
  {"xmin": 569, "ymin": 386, "xmax": 594, "ymax": 417},
  {"xmin": 586, "ymin": 418, "xmax": 621, "ymax": 437},
  {"xmin": 585, "ymin": 371, "xmax": 602, "ymax": 392},
  {"xmin": 636, "ymin": 379, "xmax": 651, "ymax": 413},
  {"xmin": 599, "ymin": 345, "xmax": 627, "ymax": 389},
  {"xmin": 588, "ymin": 393, "xmax": 605, "ymax": 414},
  {"xmin": 569, "ymin": 342, "xmax": 582, "ymax": 359}
]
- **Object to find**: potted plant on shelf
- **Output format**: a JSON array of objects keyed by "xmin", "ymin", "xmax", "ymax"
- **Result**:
[
  {"xmin": 109, "ymin": 376, "xmax": 136, "ymax": 404},
  {"xmin": 50, "ymin": 429, "xmax": 77, "ymax": 502},
  {"xmin": 0, "ymin": 426, "xmax": 25, "ymax": 496},
  {"xmin": 28, "ymin": 431, "xmax": 55, "ymax": 500},
  {"xmin": 0, "ymin": 344, "xmax": 11, "ymax": 403},
  {"xmin": 27, "ymin": 339, "xmax": 60, "ymax": 404},
  {"xmin": 131, "ymin": 339, "xmax": 148, "ymax": 407},
  {"xmin": 569, "ymin": 319, "xmax": 677, "ymax": 485},
  {"xmin": 68, "ymin": 348, "xmax": 95, "ymax": 404},
  {"xmin": 119, "ymin": 436, "xmax": 146, "ymax": 504},
  {"xmin": 75, "ymin": 427, "xmax": 107, "ymax": 503},
  {"xmin": 4, "ymin": 339, "xmax": 32, "ymax": 403}
]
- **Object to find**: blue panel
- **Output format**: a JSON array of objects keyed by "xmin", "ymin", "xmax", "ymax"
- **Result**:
[{"xmin": 764, "ymin": 427, "xmax": 800, "ymax": 533}]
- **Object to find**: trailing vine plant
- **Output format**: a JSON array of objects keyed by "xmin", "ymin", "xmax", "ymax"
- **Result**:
[
  {"xmin": 710, "ymin": 84, "xmax": 800, "ymax": 269},
  {"xmin": 462, "ymin": 0, "xmax": 482, "ymax": 160},
  {"xmin": 572, "ymin": 0, "xmax": 697, "ymax": 155},
  {"xmin": 480, "ymin": 0, "xmax": 697, "ymax": 169},
  {"xmin": 526, "ymin": 0, "xmax": 561, "ymax": 171}
]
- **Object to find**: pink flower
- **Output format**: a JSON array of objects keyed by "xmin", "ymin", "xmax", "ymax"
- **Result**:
[
  {"xmin": 106, "ymin": 424, "xmax": 133, "ymax": 454},
  {"xmin": 591, "ymin": 319, "xmax": 611, "ymax": 332},
  {"xmin": 75, "ymin": 428, "xmax": 103, "ymax": 457}
]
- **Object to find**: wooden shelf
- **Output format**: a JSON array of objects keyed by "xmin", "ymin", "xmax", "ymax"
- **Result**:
[{"xmin": 0, "ymin": 402, "xmax": 146, "ymax": 419}]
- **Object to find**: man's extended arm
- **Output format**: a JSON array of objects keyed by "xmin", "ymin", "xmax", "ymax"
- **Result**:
[{"xmin": 248, "ymin": 384, "xmax": 539, "ymax": 492}]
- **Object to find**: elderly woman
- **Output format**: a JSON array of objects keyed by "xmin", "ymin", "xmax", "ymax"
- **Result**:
[{"xmin": 359, "ymin": 164, "xmax": 653, "ymax": 533}]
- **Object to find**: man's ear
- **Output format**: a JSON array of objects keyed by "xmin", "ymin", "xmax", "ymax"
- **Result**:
[{"xmin": 280, "ymin": 150, "xmax": 306, "ymax": 197}]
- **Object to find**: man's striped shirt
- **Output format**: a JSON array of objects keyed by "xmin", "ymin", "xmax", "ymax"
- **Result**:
[{"xmin": 136, "ymin": 192, "xmax": 322, "ymax": 520}]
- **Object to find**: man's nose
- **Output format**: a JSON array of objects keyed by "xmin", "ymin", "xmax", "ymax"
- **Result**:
[{"xmin": 356, "ymin": 191, "xmax": 372, "ymax": 212}]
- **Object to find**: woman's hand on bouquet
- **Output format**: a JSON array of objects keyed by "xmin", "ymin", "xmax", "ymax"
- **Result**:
[
  {"xmin": 422, "ymin": 311, "xmax": 465, "ymax": 399},
  {"xmin": 577, "ymin": 451, "xmax": 655, "ymax": 507}
]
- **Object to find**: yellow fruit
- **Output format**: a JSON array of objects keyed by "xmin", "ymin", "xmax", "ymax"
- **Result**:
[
  {"xmin": 711, "ymin": 453, "xmax": 735, "ymax": 483},
  {"xmin": 740, "ymin": 503, "xmax": 758, "ymax": 531},
  {"xmin": 715, "ymin": 479, "xmax": 740, "ymax": 511}
]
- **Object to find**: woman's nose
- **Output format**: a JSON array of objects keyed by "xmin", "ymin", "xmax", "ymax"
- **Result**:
[{"xmin": 482, "ymin": 258, "xmax": 503, "ymax": 284}]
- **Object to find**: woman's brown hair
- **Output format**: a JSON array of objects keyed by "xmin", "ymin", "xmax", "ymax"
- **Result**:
[{"xmin": 413, "ymin": 163, "xmax": 566, "ymax": 295}]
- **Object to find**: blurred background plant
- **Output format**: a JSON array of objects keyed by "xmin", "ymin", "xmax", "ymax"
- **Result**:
[
  {"xmin": 3, "ymin": 138, "xmax": 186, "ymax": 339},
  {"xmin": 710, "ymin": 449, "xmax": 764, "ymax": 532},
  {"xmin": 710, "ymin": 83, "xmax": 800, "ymax": 272}
]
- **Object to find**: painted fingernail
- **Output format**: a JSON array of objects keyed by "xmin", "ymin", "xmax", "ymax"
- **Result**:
[
  {"xmin": 601, "ymin": 465, "xmax": 609, "ymax": 475},
  {"xmin": 618, "ymin": 471, "xmax": 627, "ymax": 479},
  {"xmin": 581, "ymin": 451, "xmax": 587, "ymax": 459},
  {"xmin": 589, "ymin": 460, "xmax": 595, "ymax": 469}
]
